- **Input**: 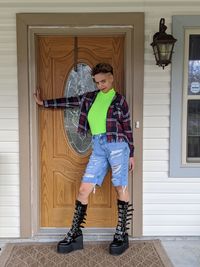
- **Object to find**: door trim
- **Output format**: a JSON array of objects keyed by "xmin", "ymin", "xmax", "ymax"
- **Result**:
[{"xmin": 16, "ymin": 13, "xmax": 144, "ymax": 238}]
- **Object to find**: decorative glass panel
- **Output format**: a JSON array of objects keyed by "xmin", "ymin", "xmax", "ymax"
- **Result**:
[{"xmin": 64, "ymin": 63, "xmax": 96, "ymax": 154}]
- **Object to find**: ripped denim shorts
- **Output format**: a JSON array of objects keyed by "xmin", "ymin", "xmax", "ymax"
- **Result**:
[{"xmin": 82, "ymin": 133, "xmax": 130, "ymax": 187}]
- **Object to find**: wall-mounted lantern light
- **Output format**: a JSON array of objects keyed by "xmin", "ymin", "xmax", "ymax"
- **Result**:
[{"xmin": 151, "ymin": 18, "xmax": 177, "ymax": 69}]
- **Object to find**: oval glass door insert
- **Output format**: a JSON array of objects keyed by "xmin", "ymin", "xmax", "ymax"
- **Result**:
[{"xmin": 64, "ymin": 63, "xmax": 96, "ymax": 154}]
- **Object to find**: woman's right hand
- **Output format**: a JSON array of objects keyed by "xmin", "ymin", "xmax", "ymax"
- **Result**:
[{"xmin": 33, "ymin": 89, "xmax": 43, "ymax": 106}]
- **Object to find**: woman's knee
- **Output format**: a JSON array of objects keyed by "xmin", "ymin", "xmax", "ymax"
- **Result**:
[
  {"xmin": 78, "ymin": 183, "xmax": 93, "ymax": 198},
  {"xmin": 115, "ymin": 186, "xmax": 129, "ymax": 196},
  {"xmin": 115, "ymin": 185, "xmax": 124, "ymax": 193}
]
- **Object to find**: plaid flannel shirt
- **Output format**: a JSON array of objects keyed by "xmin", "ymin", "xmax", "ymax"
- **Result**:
[{"xmin": 43, "ymin": 90, "xmax": 134, "ymax": 157}]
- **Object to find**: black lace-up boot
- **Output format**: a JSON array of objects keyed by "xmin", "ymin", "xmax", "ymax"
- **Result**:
[
  {"xmin": 57, "ymin": 200, "xmax": 87, "ymax": 254},
  {"xmin": 109, "ymin": 199, "xmax": 133, "ymax": 255}
]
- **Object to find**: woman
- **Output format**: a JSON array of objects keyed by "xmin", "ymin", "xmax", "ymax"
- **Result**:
[{"xmin": 34, "ymin": 63, "xmax": 134, "ymax": 256}]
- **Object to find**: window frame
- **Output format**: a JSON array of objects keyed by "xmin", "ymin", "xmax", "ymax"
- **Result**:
[{"xmin": 170, "ymin": 15, "xmax": 200, "ymax": 177}]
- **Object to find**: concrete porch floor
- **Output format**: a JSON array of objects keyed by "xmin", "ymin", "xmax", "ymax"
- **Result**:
[{"xmin": 162, "ymin": 240, "xmax": 200, "ymax": 267}]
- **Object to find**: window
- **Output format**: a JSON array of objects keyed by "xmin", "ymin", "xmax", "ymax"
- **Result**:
[{"xmin": 170, "ymin": 16, "xmax": 200, "ymax": 177}]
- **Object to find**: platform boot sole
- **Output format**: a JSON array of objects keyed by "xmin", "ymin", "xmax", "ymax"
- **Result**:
[
  {"xmin": 109, "ymin": 233, "xmax": 129, "ymax": 256},
  {"xmin": 57, "ymin": 235, "xmax": 83, "ymax": 254},
  {"xmin": 109, "ymin": 241, "xmax": 129, "ymax": 255}
]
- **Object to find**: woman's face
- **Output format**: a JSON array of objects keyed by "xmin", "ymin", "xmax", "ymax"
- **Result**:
[{"xmin": 93, "ymin": 72, "xmax": 114, "ymax": 93}]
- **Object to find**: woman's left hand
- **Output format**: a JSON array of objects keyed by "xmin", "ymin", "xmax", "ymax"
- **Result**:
[{"xmin": 129, "ymin": 157, "xmax": 135, "ymax": 172}]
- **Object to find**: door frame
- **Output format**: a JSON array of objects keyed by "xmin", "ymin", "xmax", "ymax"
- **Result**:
[{"xmin": 16, "ymin": 13, "xmax": 144, "ymax": 238}]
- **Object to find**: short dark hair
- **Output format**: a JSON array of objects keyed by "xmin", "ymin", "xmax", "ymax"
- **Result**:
[{"xmin": 91, "ymin": 63, "xmax": 113, "ymax": 76}]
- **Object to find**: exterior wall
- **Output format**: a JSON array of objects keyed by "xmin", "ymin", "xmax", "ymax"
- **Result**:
[{"xmin": 0, "ymin": 0, "xmax": 200, "ymax": 237}]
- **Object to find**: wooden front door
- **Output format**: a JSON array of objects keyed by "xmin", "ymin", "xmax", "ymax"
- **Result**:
[{"xmin": 37, "ymin": 35, "xmax": 124, "ymax": 227}]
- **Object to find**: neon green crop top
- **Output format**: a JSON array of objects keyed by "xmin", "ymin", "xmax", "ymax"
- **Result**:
[{"xmin": 87, "ymin": 88, "xmax": 116, "ymax": 135}]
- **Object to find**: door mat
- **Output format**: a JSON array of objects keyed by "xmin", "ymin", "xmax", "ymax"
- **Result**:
[{"xmin": 0, "ymin": 240, "xmax": 174, "ymax": 267}]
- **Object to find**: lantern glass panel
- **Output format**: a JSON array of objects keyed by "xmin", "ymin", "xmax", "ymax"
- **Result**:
[
  {"xmin": 157, "ymin": 43, "xmax": 172, "ymax": 61},
  {"xmin": 153, "ymin": 45, "xmax": 159, "ymax": 61}
]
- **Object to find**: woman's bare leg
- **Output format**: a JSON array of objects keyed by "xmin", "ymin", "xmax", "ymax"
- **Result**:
[
  {"xmin": 115, "ymin": 186, "xmax": 129, "ymax": 202},
  {"xmin": 77, "ymin": 182, "xmax": 95, "ymax": 204}
]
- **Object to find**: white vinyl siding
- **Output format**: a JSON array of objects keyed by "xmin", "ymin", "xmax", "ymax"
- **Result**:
[
  {"xmin": 143, "ymin": 8, "xmax": 200, "ymax": 236},
  {"xmin": 0, "ymin": 8, "xmax": 19, "ymax": 237},
  {"xmin": 0, "ymin": 0, "xmax": 200, "ymax": 237}
]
